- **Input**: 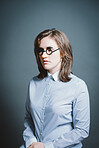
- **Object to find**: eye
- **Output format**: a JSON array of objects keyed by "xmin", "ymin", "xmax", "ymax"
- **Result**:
[
  {"xmin": 37, "ymin": 48, "xmax": 44, "ymax": 53},
  {"xmin": 37, "ymin": 48, "xmax": 44, "ymax": 56},
  {"xmin": 46, "ymin": 47, "xmax": 52, "ymax": 54},
  {"xmin": 47, "ymin": 47, "xmax": 52, "ymax": 50}
]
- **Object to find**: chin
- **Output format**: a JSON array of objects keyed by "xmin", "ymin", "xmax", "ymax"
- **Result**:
[{"xmin": 43, "ymin": 65, "xmax": 50, "ymax": 70}]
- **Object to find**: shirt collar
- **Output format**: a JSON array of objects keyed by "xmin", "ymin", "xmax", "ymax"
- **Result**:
[{"xmin": 47, "ymin": 71, "xmax": 59, "ymax": 81}]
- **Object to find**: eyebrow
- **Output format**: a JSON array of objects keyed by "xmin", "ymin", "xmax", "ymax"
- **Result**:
[{"xmin": 39, "ymin": 46, "xmax": 53, "ymax": 49}]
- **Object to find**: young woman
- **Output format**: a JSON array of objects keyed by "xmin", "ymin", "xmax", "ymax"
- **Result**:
[{"xmin": 21, "ymin": 29, "xmax": 90, "ymax": 148}]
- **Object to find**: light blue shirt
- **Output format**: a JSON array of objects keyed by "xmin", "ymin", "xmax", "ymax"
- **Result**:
[{"xmin": 22, "ymin": 72, "xmax": 90, "ymax": 148}]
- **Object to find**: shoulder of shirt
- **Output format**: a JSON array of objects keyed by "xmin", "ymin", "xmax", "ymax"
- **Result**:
[
  {"xmin": 30, "ymin": 75, "xmax": 39, "ymax": 81},
  {"xmin": 29, "ymin": 75, "xmax": 45, "ymax": 83},
  {"xmin": 28, "ymin": 76, "xmax": 41, "ymax": 88},
  {"xmin": 70, "ymin": 73, "xmax": 88, "ymax": 89}
]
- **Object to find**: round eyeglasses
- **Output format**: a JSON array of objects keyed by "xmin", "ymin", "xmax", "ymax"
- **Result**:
[{"xmin": 37, "ymin": 47, "xmax": 59, "ymax": 56}]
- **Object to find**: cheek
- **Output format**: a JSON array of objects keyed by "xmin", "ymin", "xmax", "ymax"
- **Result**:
[
  {"xmin": 55, "ymin": 52, "xmax": 61, "ymax": 61},
  {"xmin": 39, "ymin": 57, "xmax": 42, "ymax": 62},
  {"xmin": 39, "ymin": 57, "xmax": 43, "ymax": 65},
  {"xmin": 51, "ymin": 53, "xmax": 61, "ymax": 63}
]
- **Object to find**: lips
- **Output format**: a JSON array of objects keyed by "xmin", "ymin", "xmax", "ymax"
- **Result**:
[{"xmin": 43, "ymin": 60, "xmax": 49, "ymax": 64}]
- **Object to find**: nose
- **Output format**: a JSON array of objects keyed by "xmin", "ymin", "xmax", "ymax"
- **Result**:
[{"xmin": 41, "ymin": 51, "xmax": 48, "ymax": 58}]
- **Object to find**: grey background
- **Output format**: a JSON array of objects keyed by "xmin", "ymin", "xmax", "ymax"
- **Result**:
[{"xmin": 1, "ymin": 0, "xmax": 99, "ymax": 147}]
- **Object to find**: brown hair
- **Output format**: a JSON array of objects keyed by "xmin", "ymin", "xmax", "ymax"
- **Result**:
[{"xmin": 34, "ymin": 28, "xmax": 73, "ymax": 82}]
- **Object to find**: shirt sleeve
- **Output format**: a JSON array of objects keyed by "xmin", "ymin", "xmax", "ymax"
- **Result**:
[
  {"xmin": 45, "ymin": 81, "xmax": 90, "ymax": 148},
  {"xmin": 23, "ymin": 82, "xmax": 37, "ymax": 148}
]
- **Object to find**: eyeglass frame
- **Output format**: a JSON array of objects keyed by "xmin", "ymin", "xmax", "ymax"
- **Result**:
[{"xmin": 37, "ymin": 47, "xmax": 60, "ymax": 56}]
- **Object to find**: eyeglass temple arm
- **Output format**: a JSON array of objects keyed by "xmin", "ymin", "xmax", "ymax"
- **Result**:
[{"xmin": 52, "ymin": 48, "xmax": 59, "ymax": 53}]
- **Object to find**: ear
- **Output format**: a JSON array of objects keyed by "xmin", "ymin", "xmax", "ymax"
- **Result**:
[{"xmin": 60, "ymin": 51, "xmax": 63, "ymax": 60}]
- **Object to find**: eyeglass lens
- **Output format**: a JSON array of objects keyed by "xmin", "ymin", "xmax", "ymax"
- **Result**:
[
  {"xmin": 37, "ymin": 47, "xmax": 59, "ymax": 56},
  {"xmin": 37, "ymin": 47, "xmax": 53, "ymax": 56}
]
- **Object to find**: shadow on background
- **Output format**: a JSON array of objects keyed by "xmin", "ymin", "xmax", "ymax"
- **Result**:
[{"xmin": 1, "ymin": 0, "xmax": 99, "ymax": 147}]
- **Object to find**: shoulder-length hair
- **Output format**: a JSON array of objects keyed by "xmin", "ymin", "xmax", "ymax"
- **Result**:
[{"xmin": 34, "ymin": 28, "xmax": 73, "ymax": 82}]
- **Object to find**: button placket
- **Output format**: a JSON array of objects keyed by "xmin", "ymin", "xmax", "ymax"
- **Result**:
[{"xmin": 40, "ymin": 77, "xmax": 51, "ymax": 140}]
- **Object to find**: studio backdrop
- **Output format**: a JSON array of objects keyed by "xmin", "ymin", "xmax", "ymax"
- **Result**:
[{"xmin": 1, "ymin": 0, "xmax": 99, "ymax": 147}]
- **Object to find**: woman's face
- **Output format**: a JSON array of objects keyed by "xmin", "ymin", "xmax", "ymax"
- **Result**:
[{"xmin": 39, "ymin": 36, "xmax": 62, "ymax": 74}]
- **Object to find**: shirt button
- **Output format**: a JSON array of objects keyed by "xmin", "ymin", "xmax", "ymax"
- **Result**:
[
  {"xmin": 41, "ymin": 120, "xmax": 43, "ymax": 123},
  {"xmin": 40, "ymin": 132, "xmax": 42, "ymax": 135},
  {"xmin": 42, "ymin": 107, "xmax": 44, "ymax": 110},
  {"xmin": 56, "ymin": 139, "xmax": 58, "ymax": 141}
]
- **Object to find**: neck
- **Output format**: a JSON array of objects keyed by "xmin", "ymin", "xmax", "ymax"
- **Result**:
[{"xmin": 48, "ymin": 69, "xmax": 60, "ymax": 75}]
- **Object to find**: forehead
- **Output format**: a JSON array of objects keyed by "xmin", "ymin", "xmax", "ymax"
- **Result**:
[{"xmin": 40, "ymin": 36, "xmax": 58, "ymax": 48}]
